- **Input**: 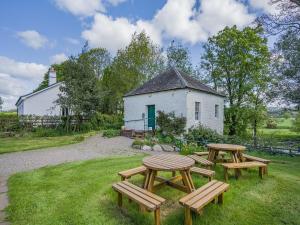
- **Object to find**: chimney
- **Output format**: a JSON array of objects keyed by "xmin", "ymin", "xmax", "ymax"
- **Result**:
[{"xmin": 49, "ymin": 67, "xmax": 57, "ymax": 86}]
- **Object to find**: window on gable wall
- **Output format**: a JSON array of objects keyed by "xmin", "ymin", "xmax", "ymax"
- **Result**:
[
  {"xmin": 215, "ymin": 104, "xmax": 219, "ymax": 118},
  {"xmin": 195, "ymin": 102, "xmax": 200, "ymax": 120}
]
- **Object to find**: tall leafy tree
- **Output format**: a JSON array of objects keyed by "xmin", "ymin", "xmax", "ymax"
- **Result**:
[
  {"xmin": 201, "ymin": 26, "xmax": 270, "ymax": 136},
  {"xmin": 259, "ymin": 0, "xmax": 300, "ymax": 108},
  {"xmin": 57, "ymin": 53, "xmax": 101, "ymax": 119},
  {"xmin": 101, "ymin": 32, "xmax": 165, "ymax": 114},
  {"xmin": 167, "ymin": 40, "xmax": 193, "ymax": 74},
  {"xmin": 0, "ymin": 97, "xmax": 3, "ymax": 111}
]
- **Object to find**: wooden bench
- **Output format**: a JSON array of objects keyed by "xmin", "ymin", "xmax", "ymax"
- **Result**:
[
  {"xmin": 194, "ymin": 151, "xmax": 226, "ymax": 158},
  {"xmin": 190, "ymin": 167, "xmax": 215, "ymax": 181},
  {"xmin": 118, "ymin": 166, "xmax": 147, "ymax": 181},
  {"xmin": 242, "ymin": 154, "xmax": 271, "ymax": 174},
  {"xmin": 112, "ymin": 181, "xmax": 165, "ymax": 225},
  {"xmin": 222, "ymin": 161, "xmax": 267, "ymax": 181},
  {"xmin": 179, "ymin": 180, "xmax": 229, "ymax": 225},
  {"xmin": 188, "ymin": 155, "xmax": 213, "ymax": 169}
]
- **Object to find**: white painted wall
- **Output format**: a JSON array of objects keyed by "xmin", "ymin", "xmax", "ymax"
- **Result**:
[
  {"xmin": 19, "ymin": 84, "xmax": 62, "ymax": 116},
  {"xmin": 186, "ymin": 89, "xmax": 224, "ymax": 134},
  {"xmin": 124, "ymin": 88, "xmax": 224, "ymax": 134},
  {"xmin": 124, "ymin": 89, "xmax": 187, "ymax": 131}
]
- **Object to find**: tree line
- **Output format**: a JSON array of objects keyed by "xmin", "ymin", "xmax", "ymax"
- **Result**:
[{"xmin": 31, "ymin": 0, "xmax": 299, "ymax": 138}]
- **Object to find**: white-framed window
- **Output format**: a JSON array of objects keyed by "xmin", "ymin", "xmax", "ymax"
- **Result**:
[
  {"xmin": 195, "ymin": 102, "xmax": 200, "ymax": 120},
  {"xmin": 61, "ymin": 107, "xmax": 69, "ymax": 116},
  {"xmin": 215, "ymin": 104, "xmax": 219, "ymax": 118}
]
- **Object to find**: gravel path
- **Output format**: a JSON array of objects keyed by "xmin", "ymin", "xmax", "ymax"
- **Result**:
[{"xmin": 0, "ymin": 135, "xmax": 138, "ymax": 177}]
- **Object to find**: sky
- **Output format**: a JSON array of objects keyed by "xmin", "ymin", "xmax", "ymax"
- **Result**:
[{"xmin": 0, "ymin": 0, "xmax": 277, "ymax": 110}]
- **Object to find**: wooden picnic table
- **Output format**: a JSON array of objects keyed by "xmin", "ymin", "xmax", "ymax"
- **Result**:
[
  {"xmin": 207, "ymin": 143, "xmax": 246, "ymax": 163},
  {"xmin": 143, "ymin": 154, "xmax": 195, "ymax": 193}
]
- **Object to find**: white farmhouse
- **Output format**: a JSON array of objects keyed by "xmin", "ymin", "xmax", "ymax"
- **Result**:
[
  {"xmin": 124, "ymin": 68, "xmax": 225, "ymax": 134},
  {"xmin": 15, "ymin": 68, "xmax": 69, "ymax": 116}
]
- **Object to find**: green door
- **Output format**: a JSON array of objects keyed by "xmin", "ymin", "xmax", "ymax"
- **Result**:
[{"xmin": 147, "ymin": 105, "xmax": 155, "ymax": 130}]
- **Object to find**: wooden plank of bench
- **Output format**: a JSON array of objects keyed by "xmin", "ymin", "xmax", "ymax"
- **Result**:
[
  {"xmin": 190, "ymin": 182, "xmax": 229, "ymax": 212},
  {"xmin": 112, "ymin": 183, "xmax": 156, "ymax": 210},
  {"xmin": 242, "ymin": 154, "xmax": 271, "ymax": 163},
  {"xmin": 118, "ymin": 166, "xmax": 147, "ymax": 179},
  {"xmin": 222, "ymin": 161, "xmax": 266, "ymax": 169},
  {"xmin": 188, "ymin": 155, "xmax": 213, "ymax": 167},
  {"xmin": 194, "ymin": 151, "xmax": 226, "ymax": 156},
  {"xmin": 179, "ymin": 180, "xmax": 219, "ymax": 205},
  {"xmin": 122, "ymin": 181, "xmax": 165, "ymax": 203},
  {"xmin": 190, "ymin": 167, "xmax": 215, "ymax": 181}
]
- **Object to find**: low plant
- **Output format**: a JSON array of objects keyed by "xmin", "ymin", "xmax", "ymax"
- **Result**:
[
  {"xmin": 185, "ymin": 124, "xmax": 225, "ymax": 146},
  {"xmin": 156, "ymin": 111, "xmax": 186, "ymax": 136},
  {"xmin": 73, "ymin": 136, "xmax": 85, "ymax": 142},
  {"xmin": 180, "ymin": 143, "xmax": 206, "ymax": 155},
  {"xmin": 102, "ymin": 129, "xmax": 120, "ymax": 138},
  {"xmin": 90, "ymin": 112, "xmax": 123, "ymax": 130},
  {"xmin": 266, "ymin": 118, "xmax": 277, "ymax": 129}
]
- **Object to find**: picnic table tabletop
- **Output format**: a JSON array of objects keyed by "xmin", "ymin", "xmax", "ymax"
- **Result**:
[
  {"xmin": 142, "ymin": 154, "xmax": 196, "ymax": 193},
  {"xmin": 207, "ymin": 143, "xmax": 246, "ymax": 163},
  {"xmin": 143, "ymin": 154, "xmax": 195, "ymax": 171}
]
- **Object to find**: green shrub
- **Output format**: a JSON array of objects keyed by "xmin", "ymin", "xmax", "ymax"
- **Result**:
[
  {"xmin": 0, "ymin": 112, "xmax": 19, "ymax": 132},
  {"xmin": 180, "ymin": 143, "xmax": 206, "ymax": 155},
  {"xmin": 32, "ymin": 127, "xmax": 64, "ymax": 137},
  {"xmin": 185, "ymin": 124, "xmax": 225, "ymax": 146},
  {"xmin": 90, "ymin": 113, "xmax": 123, "ymax": 130},
  {"xmin": 132, "ymin": 139, "xmax": 144, "ymax": 146},
  {"xmin": 73, "ymin": 136, "xmax": 85, "ymax": 142},
  {"xmin": 102, "ymin": 129, "xmax": 120, "ymax": 138},
  {"xmin": 266, "ymin": 118, "xmax": 277, "ymax": 129},
  {"xmin": 156, "ymin": 111, "xmax": 186, "ymax": 136},
  {"xmin": 292, "ymin": 112, "xmax": 300, "ymax": 132}
]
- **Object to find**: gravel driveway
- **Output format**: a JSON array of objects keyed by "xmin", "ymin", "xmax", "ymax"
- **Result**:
[{"xmin": 0, "ymin": 135, "xmax": 138, "ymax": 177}]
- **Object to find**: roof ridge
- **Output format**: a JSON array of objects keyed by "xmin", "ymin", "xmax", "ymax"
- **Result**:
[{"xmin": 173, "ymin": 67, "xmax": 188, "ymax": 87}]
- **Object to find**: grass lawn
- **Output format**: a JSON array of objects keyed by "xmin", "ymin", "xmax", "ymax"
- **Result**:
[
  {"xmin": 6, "ymin": 153, "xmax": 300, "ymax": 225},
  {"xmin": 0, "ymin": 131, "xmax": 96, "ymax": 154}
]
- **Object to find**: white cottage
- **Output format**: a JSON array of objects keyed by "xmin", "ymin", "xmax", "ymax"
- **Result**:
[
  {"xmin": 15, "ymin": 68, "xmax": 68, "ymax": 116},
  {"xmin": 124, "ymin": 68, "xmax": 225, "ymax": 134}
]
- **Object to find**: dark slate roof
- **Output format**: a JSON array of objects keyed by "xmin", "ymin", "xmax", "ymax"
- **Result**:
[{"xmin": 124, "ymin": 67, "xmax": 226, "ymax": 97}]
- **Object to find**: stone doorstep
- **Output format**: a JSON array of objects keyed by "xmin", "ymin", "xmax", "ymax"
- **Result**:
[
  {"xmin": 0, "ymin": 194, "xmax": 8, "ymax": 211},
  {"xmin": 0, "ymin": 182, "xmax": 7, "ymax": 194},
  {"xmin": 0, "ymin": 211, "xmax": 7, "ymax": 222}
]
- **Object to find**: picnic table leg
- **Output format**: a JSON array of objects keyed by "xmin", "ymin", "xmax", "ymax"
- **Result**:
[
  {"xmin": 145, "ymin": 170, "xmax": 157, "ymax": 192},
  {"xmin": 218, "ymin": 193, "xmax": 224, "ymax": 204},
  {"xmin": 184, "ymin": 206, "xmax": 192, "ymax": 225},
  {"xmin": 118, "ymin": 193, "xmax": 122, "ymax": 207},
  {"xmin": 180, "ymin": 170, "xmax": 194, "ymax": 193},
  {"xmin": 259, "ymin": 167, "xmax": 264, "ymax": 179},
  {"xmin": 154, "ymin": 208, "xmax": 161, "ymax": 225},
  {"xmin": 224, "ymin": 167, "xmax": 228, "ymax": 182}
]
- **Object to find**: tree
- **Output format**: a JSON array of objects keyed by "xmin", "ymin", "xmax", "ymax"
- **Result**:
[
  {"xmin": 257, "ymin": 0, "xmax": 300, "ymax": 35},
  {"xmin": 167, "ymin": 40, "xmax": 193, "ymax": 75},
  {"xmin": 0, "ymin": 97, "xmax": 3, "ymax": 111},
  {"xmin": 201, "ymin": 26, "xmax": 270, "ymax": 136},
  {"xmin": 258, "ymin": 0, "xmax": 300, "ymax": 108},
  {"xmin": 100, "ymin": 32, "xmax": 165, "ymax": 114},
  {"xmin": 273, "ymin": 31, "xmax": 300, "ymax": 108},
  {"xmin": 292, "ymin": 111, "xmax": 300, "ymax": 132},
  {"xmin": 57, "ymin": 53, "xmax": 102, "ymax": 120}
]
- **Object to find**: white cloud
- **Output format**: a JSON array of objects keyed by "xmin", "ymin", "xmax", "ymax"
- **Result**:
[
  {"xmin": 0, "ymin": 56, "xmax": 48, "ymax": 110},
  {"xmin": 249, "ymin": 0, "xmax": 278, "ymax": 14},
  {"xmin": 82, "ymin": 14, "xmax": 162, "ymax": 53},
  {"xmin": 65, "ymin": 37, "xmax": 80, "ymax": 45},
  {"xmin": 55, "ymin": 0, "xmax": 105, "ymax": 16},
  {"xmin": 107, "ymin": 0, "xmax": 126, "ymax": 6},
  {"xmin": 17, "ymin": 30, "xmax": 48, "ymax": 49},
  {"xmin": 50, "ymin": 53, "xmax": 68, "ymax": 64},
  {"xmin": 54, "ymin": 0, "xmax": 127, "ymax": 17},
  {"xmin": 82, "ymin": 0, "xmax": 255, "ymax": 52},
  {"xmin": 0, "ymin": 56, "xmax": 48, "ymax": 80}
]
